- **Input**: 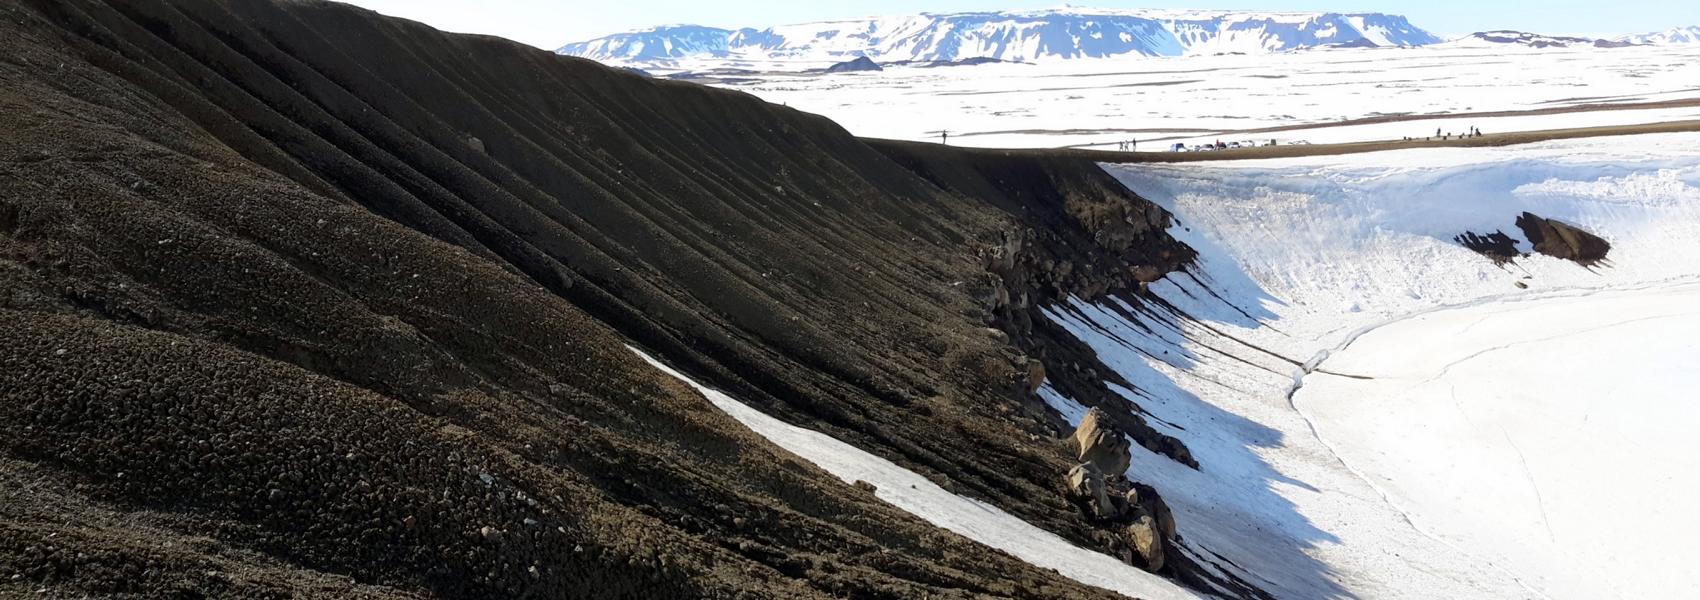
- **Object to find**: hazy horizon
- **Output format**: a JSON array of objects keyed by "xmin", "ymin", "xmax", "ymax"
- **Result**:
[{"xmin": 333, "ymin": 1, "xmax": 1696, "ymax": 50}]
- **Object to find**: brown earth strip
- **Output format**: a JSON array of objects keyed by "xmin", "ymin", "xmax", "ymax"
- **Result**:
[
  {"xmin": 957, "ymin": 127, "xmax": 1218, "ymax": 139},
  {"xmin": 936, "ymin": 79, "xmax": 1205, "ymax": 96},
  {"xmin": 881, "ymin": 119, "xmax": 1700, "ymax": 164},
  {"xmin": 1051, "ymin": 95, "xmax": 1700, "ymax": 147},
  {"xmin": 1144, "ymin": 96, "xmax": 1700, "ymax": 140}
]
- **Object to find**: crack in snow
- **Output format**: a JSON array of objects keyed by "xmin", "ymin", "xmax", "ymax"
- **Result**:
[
  {"xmin": 1291, "ymin": 284, "xmax": 1700, "ymax": 600},
  {"xmin": 1414, "ymin": 312, "xmax": 1696, "ymax": 387},
  {"xmin": 1289, "ymin": 369, "xmax": 1558, "ymax": 600},
  {"xmin": 1497, "ymin": 425, "xmax": 1557, "ymax": 545}
]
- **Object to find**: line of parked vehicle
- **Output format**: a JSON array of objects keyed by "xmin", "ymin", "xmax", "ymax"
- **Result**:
[{"xmin": 1169, "ymin": 139, "xmax": 1310, "ymax": 152}]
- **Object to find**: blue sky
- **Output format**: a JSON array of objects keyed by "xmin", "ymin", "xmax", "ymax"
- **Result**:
[{"xmin": 338, "ymin": 1, "xmax": 1695, "ymax": 49}]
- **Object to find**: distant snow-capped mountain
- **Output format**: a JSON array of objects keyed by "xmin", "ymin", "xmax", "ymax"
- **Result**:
[
  {"xmin": 557, "ymin": 9, "xmax": 1442, "ymax": 66},
  {"xmin": 561, "ymin": 24, "xmax": 732, "ymax": 62},
  {"xmin": 1616, "ymin": 26, "xmax": 1700, "ymax": 45},
  {"xmin": 1445, "ymin": 30, "xmax": 1637, "ymax": 49}
]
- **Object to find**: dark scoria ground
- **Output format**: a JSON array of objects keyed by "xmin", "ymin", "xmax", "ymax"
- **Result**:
[{"xmin": 0, "ymin": 0, "xmax": 1251, "ymax": 597}]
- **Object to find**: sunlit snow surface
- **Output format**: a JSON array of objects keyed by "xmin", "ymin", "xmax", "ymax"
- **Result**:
[
  {"xmin": 1299, "ymin": 284, "xmax": 1700, "ymax": 600},
  {"xmin": 693, "ymin": 44, "xmax": 1700, "ymax": 149},
  {"xmin": 1062, "ymin": 133, "xmax": 1700, "ymax": 599},
  {"xmin": 630, "ymin": 348, "xmax": 1206, "ymax": 600}
]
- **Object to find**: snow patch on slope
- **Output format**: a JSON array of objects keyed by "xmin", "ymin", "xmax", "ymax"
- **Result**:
[{"xmin": 629, "ymin": 347, "xmax": 1207, "ymax": 600}]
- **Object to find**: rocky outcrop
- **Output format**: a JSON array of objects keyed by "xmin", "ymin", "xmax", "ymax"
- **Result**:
[
  {"xmin": 1516, "ymin": 212, "xmax": 1611, "ymax": 266},
  {"xmin": 1062, "ymin": 410, "xmax": 1180, "ymax": 573},
  {"xmin": 863, "ymin": 138, "xmax": 1230, "ymax": 590},
  {"xmin": 1067, "ymin": 463, "xmax": 1118, "ymax": 518},
  {"xmin": 1025, "ymin": 358, "xmax": 1048, "ymax": 395},
  {"xmin": 870, "ymin": 141, "xmax": 1201, "ymax": 471},
  {"xmin": 1073, "ymin": 408, "xmax": 1133, "ymax": 476},
  {"xmin": 1121, "ymin": 482, "xmax": 1179, "ymax": 571}
]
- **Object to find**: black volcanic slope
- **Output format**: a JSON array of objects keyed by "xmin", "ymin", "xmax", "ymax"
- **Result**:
[{"xmin": 0, "ymin": 0, "xmax": 1221, "ymax": 598}]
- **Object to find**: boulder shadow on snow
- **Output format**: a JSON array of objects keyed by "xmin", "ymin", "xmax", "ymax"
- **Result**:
[{"xmin": 1453, "ymin": 230, "xmax": 1521, "ymax": 266}]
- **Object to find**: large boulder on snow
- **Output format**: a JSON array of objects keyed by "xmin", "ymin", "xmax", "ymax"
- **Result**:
[
  {"xmin": 1072, "ymin": 408, "xmax": 1131, "ymax": 476},
  {"xmin": 1125, "ymin": 514, "xmax": 1166, "ymax": 571},
  {"xmin": 1121, "ymin": 482, "xmax": 1176, "ymax": 571},
  {"xmin": 1515, "ymin": 212, "xmax": 1611, "ymax": 266},
  {"xmin": 1066, "ymin": 466, "xmax": 1178, "ymax": 572},
  {"xmin": 1128, "ymin": 482, "xmax": 1177, "ymax": 541}
]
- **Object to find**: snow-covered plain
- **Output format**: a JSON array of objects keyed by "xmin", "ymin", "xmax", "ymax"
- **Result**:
[
  {"xmin": 629, "ymin": 348, "xmax": 1206, "ymax": 600},
  {"xmin": 700, "ymin": 44, "xmax": 1700, "ymax": 149},
  {"xmin": 1298, "ymin": 284, "xmax": 1700, "ymax": 600},
  {"xmin": 1051, "ymin": 133, "xmax": 1700, "ymax": 598}
]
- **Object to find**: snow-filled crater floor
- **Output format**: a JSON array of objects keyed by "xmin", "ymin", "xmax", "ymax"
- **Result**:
[
  {"xmin": 1298, "ymin": 283, "xmax": 1700, "ymax": 600},
  {"xmin": 1075, "ymin": 132, "xmax": 1700, "ymax": 599}
]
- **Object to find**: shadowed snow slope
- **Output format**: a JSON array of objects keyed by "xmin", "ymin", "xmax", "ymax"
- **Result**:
[{"xmin": 1047, "ymin": 134, "xmax": 1700, "ymax": 598}]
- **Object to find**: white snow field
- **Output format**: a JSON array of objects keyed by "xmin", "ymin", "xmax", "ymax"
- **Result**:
[
  {"xmin": 629, "ymin": 348, "xmax": 1206, "ymax": 600},
  {"xmin": 700, "ymin": 44, "xmax": 1700, "ymax": 149},
  {"xmin": 1298, "ymin": 284, "xmax": 1700, "ymax": 600},
  {"xmin": 1040, "ymin": 132, "xmax": 1700, "ymax": 599}
]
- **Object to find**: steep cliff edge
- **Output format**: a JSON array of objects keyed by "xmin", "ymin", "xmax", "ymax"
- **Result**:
[
  {"xmin": 872, "ymin": 141, "xmax": 1200, "ymax": 468},
  {"xmin": 0, "ymin": 0, "xmax": 1229, "ymax": 597}
]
